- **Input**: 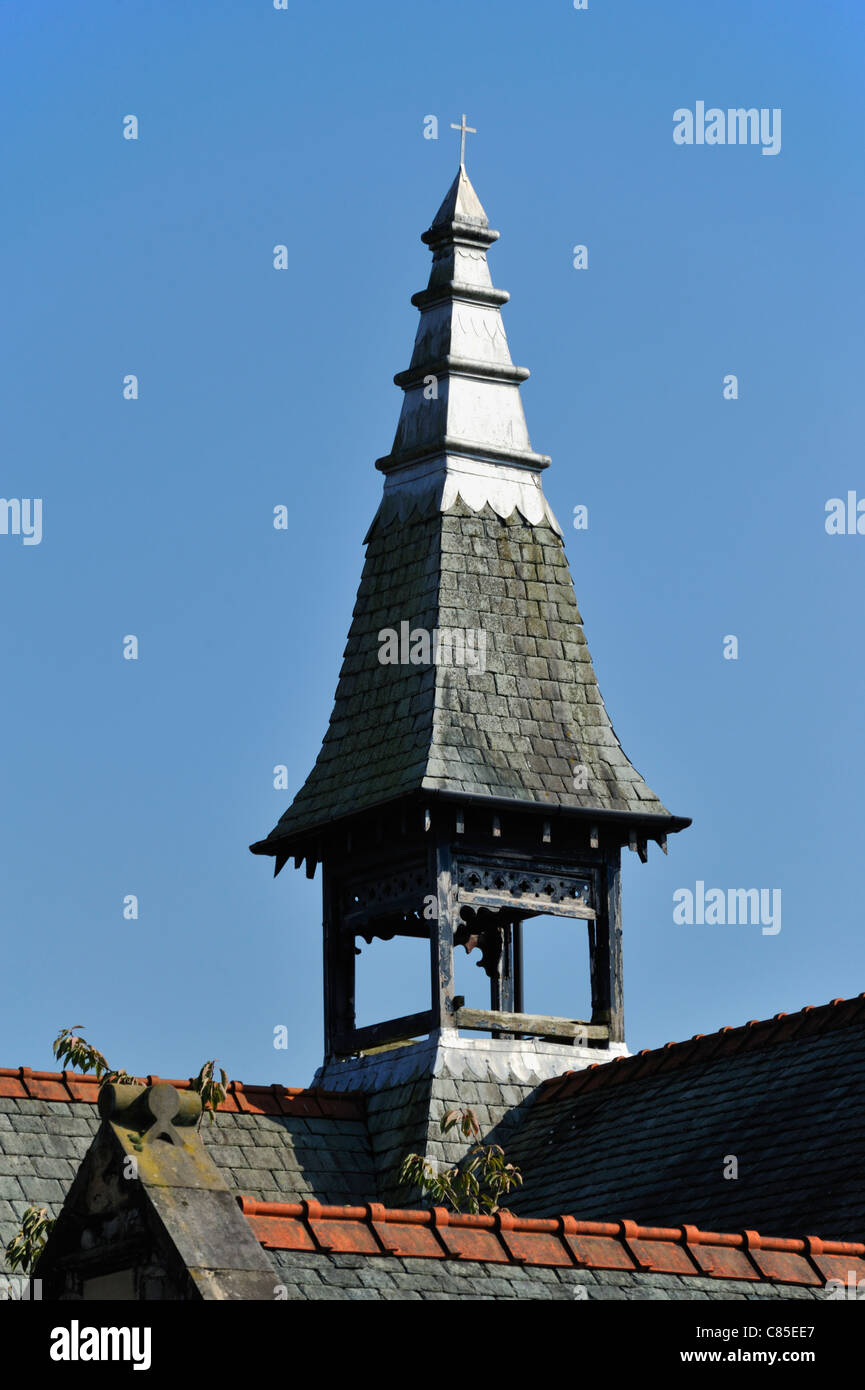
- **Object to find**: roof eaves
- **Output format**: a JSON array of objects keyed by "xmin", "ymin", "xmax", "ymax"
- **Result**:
[{"xmin": 250, "ymin": 789, "xmax": 692, "ymax": 859}]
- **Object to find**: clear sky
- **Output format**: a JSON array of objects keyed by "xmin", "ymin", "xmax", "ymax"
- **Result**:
[{"xmin": 2, "ymin": 0, "xmax": 863, "ymax": 1088}]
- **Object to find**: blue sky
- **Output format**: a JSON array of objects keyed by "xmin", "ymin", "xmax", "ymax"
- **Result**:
[{"xmin": 1, "ymin": 0, "xmax": 863, "ymax": 1087}]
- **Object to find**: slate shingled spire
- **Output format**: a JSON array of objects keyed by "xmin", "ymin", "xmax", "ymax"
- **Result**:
[{"xmin": 252, "ymin": 168, "xmax": 688, "ymax": 859}]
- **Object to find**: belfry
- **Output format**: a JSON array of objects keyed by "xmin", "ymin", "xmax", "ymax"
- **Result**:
[{"xmin": 251, "ymin": 149, "xmax": 690, "ymax": 1065}]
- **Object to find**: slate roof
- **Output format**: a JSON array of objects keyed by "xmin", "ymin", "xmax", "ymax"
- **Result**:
[
  {"xmin": 0, "ymin": 1072, "xmax": 374, "ymax": 1281},
  {"xmin": 252, "ymin": 168, "xmax": 687, "ymax": 856},
  {"xmin": 504, "ymin": 995, "xmax": 865, "ymax": 1244},
  {"xmin": 265, "ymin": 1250, "xmax": 831, "ymax": 1302},
  {"xmin": 4, "ymin": 996, "xmax": 862, "ymax": 1298}
]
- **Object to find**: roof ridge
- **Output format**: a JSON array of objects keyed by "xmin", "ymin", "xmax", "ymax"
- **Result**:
[
  {"xmin": 238, "ymin": 1196, "xmax": 865, "ymax": 1288},
  {"xmin": 539, "ymin": 993, "xmax": 865, "ymax": 1103},
  {"xmin": 0, "ymin": 1067, "xmax": 365, "ymax": 1119}
]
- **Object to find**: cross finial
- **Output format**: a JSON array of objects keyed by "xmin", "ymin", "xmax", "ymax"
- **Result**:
[{"xmin": 450, "ymin": 113, "xmax": 477, "ymax": 169}]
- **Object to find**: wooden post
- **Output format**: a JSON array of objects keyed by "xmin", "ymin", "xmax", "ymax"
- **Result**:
[
  {"xmin": 493, "ymin": 921, "xmax": 518, "ymax": 1040},
  {"xmin": 323, "ymin": 868, "xmax": 356, "ymax": 1059},
  {"xmin": 431, "ymin": 837, "xmax": 456, "ymax": 1030},
  {"xmin": 490, "ymin": 934, "xmax": 503, "ymax": 1013},
  {"xmin": 512, "ymin": 920, "xmax": 524, "ymax": 1014},
  {"xmin": 500, "ymin": 923, "xmax": 516, "ymax": 1014},
  {"xmin": 589, "ymin": 849, "xmax": 624, "ymax": 1044},
  {"xmin": 488, "ymin": 923, "xmax": 505, "ymax": 1038}
]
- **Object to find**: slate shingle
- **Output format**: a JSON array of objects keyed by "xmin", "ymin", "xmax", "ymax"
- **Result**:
[
  {"xmin": 265, "ymin": 1249, "xmax": 826, "ymax": 1302},
  {"xmin": 256, "ymin": 502, "xmax": 673, "ymax": 849}
]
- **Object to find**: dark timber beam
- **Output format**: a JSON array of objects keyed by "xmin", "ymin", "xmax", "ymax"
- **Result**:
[
  {"xmin": 588, "ymin": 848, "xmax": 624, "ymax": 1044},
  {"xmin": 323, "ymin": 869, "xmax": 356, "ymax": 1060},
  {"xmin": 333, "ymin": 1009, "xmax": 436, "ymax": 1055}
]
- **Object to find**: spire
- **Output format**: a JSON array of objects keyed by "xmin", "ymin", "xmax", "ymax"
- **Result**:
[
  {"xmin": 251, "ymin": 162, "xmax": 690, "ymax": 1067},
  {"xmin": 251, "ymin": 168, "xmax": 689, "ymax": 857},
  {"xmin": 373, "ymin": 165, "xmax": 557, "ymax": 534}
]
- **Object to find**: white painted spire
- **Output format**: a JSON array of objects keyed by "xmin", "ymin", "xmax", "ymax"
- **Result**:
[{"xmin": 372, "ymin": 166, "xmax": 561, "ymax": 535}]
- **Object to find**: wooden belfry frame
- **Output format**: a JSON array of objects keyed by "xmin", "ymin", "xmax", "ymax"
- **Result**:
[{"xmin": 315, "ymin": 796, "xmax": 666, "ymax": 1061}]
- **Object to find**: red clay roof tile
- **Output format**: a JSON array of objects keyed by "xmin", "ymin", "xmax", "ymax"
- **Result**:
[
  {"xmin": 0, "ymin": 1065, "xmax": 365, "ymax": 1121},
  {"xmin": 538, "ymin": 994, "xmax": 865, "ymax": 1104},
  {"xmin": 368, "ymin": 1204, "xmax": 447, "ymax": 1259},
  {"xmin": 434, "ymin": 1210, "xmax": 511, "ymax": 1263},
  {"xmin": 0, "ymin": 1069, "xmax": 29, "ymax": 1099},
  {"xmin": 236, "ymin": 1198, "xmax": 862, "ymax": 1287},
  {"xmin": 22, "ymin": 1075, "xmax": 70, "ymax": 1102}
]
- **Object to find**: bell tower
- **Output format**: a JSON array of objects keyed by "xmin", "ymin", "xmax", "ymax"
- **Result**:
[{"xmin": 251, "ymin": 156, "xmax": 690, "ymax": 1064}]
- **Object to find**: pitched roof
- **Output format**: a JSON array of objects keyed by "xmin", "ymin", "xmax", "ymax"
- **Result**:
[
  {"xmin": 25, "ymin": 1070, "xmax": 852, "ymax": 1302},
  {"xmin": 252, "ymin": 170, "xmax": 687, "ymax": 855},
  {"xmin": 4, "ymin": 994, "xmax": 863, "ymax": 1299},
  {"xmin": 0, "ymin": 1069, "xmax": 374, "ymax": 1281},
  {"xmin": 504, "ymin": 995, "xmax": 865, "ymax": 1243}
]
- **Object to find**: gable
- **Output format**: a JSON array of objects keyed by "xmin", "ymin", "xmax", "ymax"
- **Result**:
[{"xmin": 0, "ymin": 1069, "xmax": 373, "ymax": 1282}]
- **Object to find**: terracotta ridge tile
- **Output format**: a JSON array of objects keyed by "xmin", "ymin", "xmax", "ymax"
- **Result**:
[
  {"xmin": 236, "ymin": 1195, "xmax": 864, "ymax": 1287},
  {"xmin": 0, "ymin": 1065, "xmax": 365, "ymax": 1117},
  {"xmin": 536, "ymin": 993, "xmax": 865, "ymax": 1102}
]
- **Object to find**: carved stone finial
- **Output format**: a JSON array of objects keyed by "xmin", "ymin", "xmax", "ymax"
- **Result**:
[
  {"xmin": 144, "ymin": 1082, "xmax": 193, "ymax": 1145},
  {"xmin": 97, "ymin": 1079, "xmax": 201, "ymax": 1143}
]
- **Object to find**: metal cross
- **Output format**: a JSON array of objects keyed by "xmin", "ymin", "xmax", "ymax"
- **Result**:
[{"xmin": 450, "ymin": 113, "xmax": 477, "ymax": 168}]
